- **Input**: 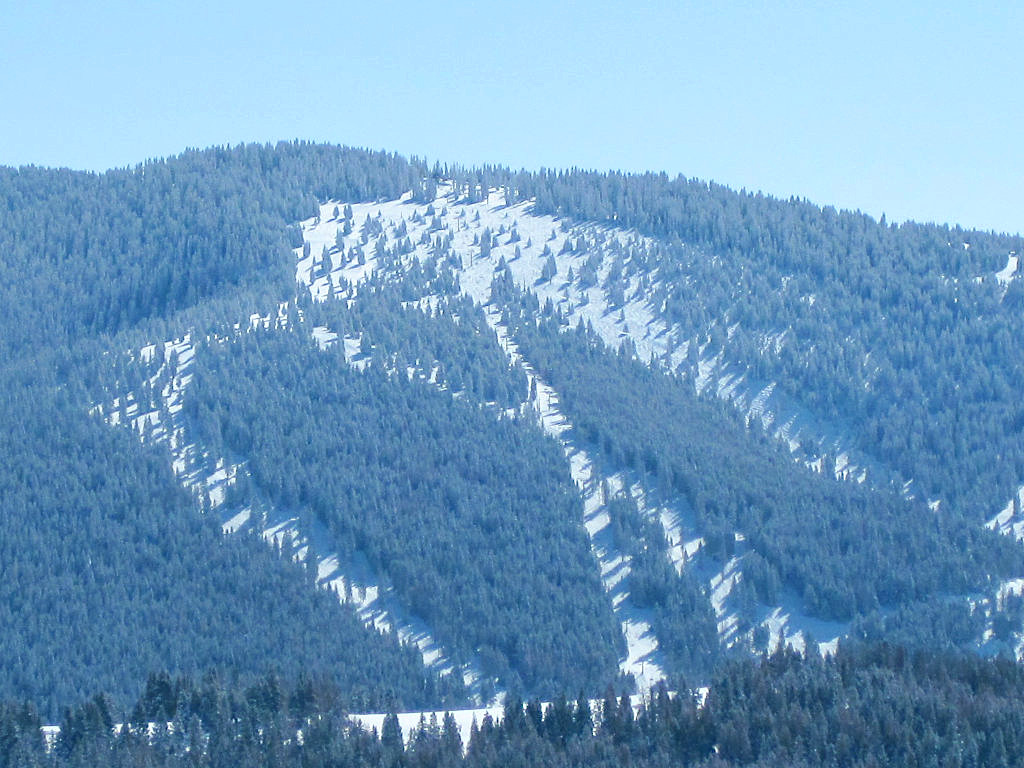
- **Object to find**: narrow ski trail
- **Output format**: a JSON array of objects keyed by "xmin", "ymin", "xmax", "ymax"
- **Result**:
[{"xmin": 483, "ymin": 310, "xmax": 668, "ymax": 689}]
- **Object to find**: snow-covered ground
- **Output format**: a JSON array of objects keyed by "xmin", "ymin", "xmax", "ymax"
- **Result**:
[
  {"xmin": 262, "ymin": 513, "xmax": 486, "ymax": 692},
  {"xmin": 983, "ymin": 489, "xmax": 1024, "ymax": 658},
  {"xmin": 295, "ymin": 193, "xmax": 673, "ymax": 685},
  {"xmin": 988, "ymin": 485, "xmax": 1024, "ymax": 541},
  {"xmin": 758, "ymin": 592, "xmax": 847, "ymax": 656},
  {"xmin": 996, "ymin": 253, "xmax": 1019, "ymax": 285},
  {"xmin": 349, "ymin": 690, "xmax": 688, "ymax": 748},
  {"xmin": 350, "ymin": 706, "xmax": 504, "ymax": 748},
  {"xmin": 685, "ymin": 536, "xmax": 846, "ymax": 656}
]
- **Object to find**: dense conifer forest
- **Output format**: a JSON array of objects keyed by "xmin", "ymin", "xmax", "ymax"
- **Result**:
[
  {"xmin": 4, "ymin": 141, "xmax": 1024, "ymax": 761},
  {"xmin": 0, "ymin": 357, "xmax": 456, "ymax": 718},
  {"xmin": 504, "ymin": 168, "xmax": 1024, "ymax": 520},
  {"xmin": 4, "ymin": 644, "xmax": 1023, "ymax": 768},
  {"xmin": 182, "ymin": 327, "xmax": 622, "ymax": 697},
  {"xmin": 496, "ymin": 287, "xmax": 1022, "ymax": 624},
  {"xmin": 0, "ymin": 145, "xmax": 453, "ymax": 717}
]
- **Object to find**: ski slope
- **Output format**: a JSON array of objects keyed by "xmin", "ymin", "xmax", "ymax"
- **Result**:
[
  {"xmin": 298, "ymin": 187, "xmax": 917, "ymax": 498},
  {"xmin": 93, "ymin": 179, "xmax": 1024, "ymax": 714},
  {"xmin": 296, "ymin": 185, "xmax": 859, "ymax": 659},
  {"xmin": 486, "ymin": 311, "xmax": 668, "ymax": 689}
]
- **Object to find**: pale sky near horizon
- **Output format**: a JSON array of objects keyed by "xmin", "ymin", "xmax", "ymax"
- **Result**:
[{"xmin": 1, "ymin": 1, "xmax": 1020, "ymax": 234}]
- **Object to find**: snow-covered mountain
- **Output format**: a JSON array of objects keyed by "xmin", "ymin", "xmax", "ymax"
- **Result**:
[
  {"xmin": 91, "ymin": 181, "xmax": 1024, "ymax": 714},
  {"xmin": 5, "ymin": 145, "xmax": 1024, "ymax": 725}
]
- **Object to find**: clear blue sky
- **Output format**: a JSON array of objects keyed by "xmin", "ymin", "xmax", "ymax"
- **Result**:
[{"xmin": 2, "ymin": 1, "xmax": 1020, "ymax": 234}]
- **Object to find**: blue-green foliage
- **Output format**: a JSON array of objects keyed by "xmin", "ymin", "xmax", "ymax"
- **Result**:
[
  {"xmin": 185, "ymin": 328, "xmax": 622, "ymax": 697},
  {"xmin": 306, "ymin": 283, "xmax": 527, "ymax": 410},
  {"xmin": 499, "ymin": 291, "xmax": 1021, "ymax": 623},
  {"xmin": 0, "ymin": 142, "xmax": 424, "ymax": 354},
  {"xmin": 511, "ymin": 168, "xmax": 1024, "ymax": 521},
  {"xmin": 8, "ymin": 644, "xmax": 1024, "ymax": 767},
  {"xmin": 605, "ymin": 493, "xmax": 719, "ymax": 681},
  {"xmin": 5, "ymin": 142, "xmax": 1024, "ymax": 723},
  {"xmin": 0, "ymin": 359, "xmax": 453, "ymax": 719},
  {"xmin": 0, "ymin": 144, "xmax": 456, "ymax": 718}
]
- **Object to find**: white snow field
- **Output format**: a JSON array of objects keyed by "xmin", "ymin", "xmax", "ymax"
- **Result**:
[
  {"xmin": 996, "ymin": 253, "xmax": 1019, "ymax": 286},
  {"xmin": 350, "ymin": 706, "xmax": 504, "ymax": 750}
]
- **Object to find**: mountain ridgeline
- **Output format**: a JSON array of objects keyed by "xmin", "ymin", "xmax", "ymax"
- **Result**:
[{"xmin": 1, "ymin": 142, "xmax": 1023, "ymax": 727}]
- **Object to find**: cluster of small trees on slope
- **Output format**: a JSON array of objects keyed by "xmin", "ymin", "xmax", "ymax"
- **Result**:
[
  {"xmin": 304, "ymin": 282, "xmax": 527, "ymax": 410},
  {"xmin": 603, "ymin": 491, "xmax": 720, "ymax": 680}
]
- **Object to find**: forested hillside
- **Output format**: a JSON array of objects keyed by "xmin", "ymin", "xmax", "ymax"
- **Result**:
[
  {"xmin": 3, "ymin": 141, "xmax": 1024, "ymax": 732},
  {"xmin": 0, "ymin": 144, "xmax": 452, "ymax": 718},
  {"xmin": 0, "ymin": 355, "xmax": 456, "ymax": 719},
  {"xmin": 0, "ymin": 144, "xmax": 426, "ymax": 354},
  {"xmin": 183, "ymin": 327, "xmax": 622, "ymax": 697},
  {"xmin": 505, "ymin": 168, "xmax": 1024, "ymax": 520},
  {"xmin": 500, "ymin": 290, "xmax": 1021, "ymax": 623}
]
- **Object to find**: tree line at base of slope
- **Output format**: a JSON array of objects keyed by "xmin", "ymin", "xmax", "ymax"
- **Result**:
[
  {"xmin": 494, "ymin": 284, "xmax": 1024, "ymax": 626},
  {"xmin": 0, "ymin": 351, "xmax": 463, "ymax": 722},
  {"xmin": 849, "ymin": 593, "xmax": 1024, "ymax": 658},
  {"xmin": 6, "ymin": 642, "xmax": 1024, "ymax": 768},
  {"xmin": 182, "ymin": 326, "xmax": 624, "ymax": 698}
]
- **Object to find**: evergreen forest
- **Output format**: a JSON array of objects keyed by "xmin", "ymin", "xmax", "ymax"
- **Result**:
[{"xmin": 3, "ymin": 141, "xmax": 1024, "ymax": 765}]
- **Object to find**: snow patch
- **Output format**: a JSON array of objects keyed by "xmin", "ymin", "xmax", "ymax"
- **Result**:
[
  {"xmin": 988, "ymin": 485, "xmax": 1024, "ymax": 541},
  {"xmin": 996, "ymin": 253, "xmax": 1019, "ymax": 285}
]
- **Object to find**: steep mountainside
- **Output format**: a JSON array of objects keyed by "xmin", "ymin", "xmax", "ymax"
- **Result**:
[{"xmin": 2, "ymin": 143, "xmax": 1024, "ymax": 721}]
